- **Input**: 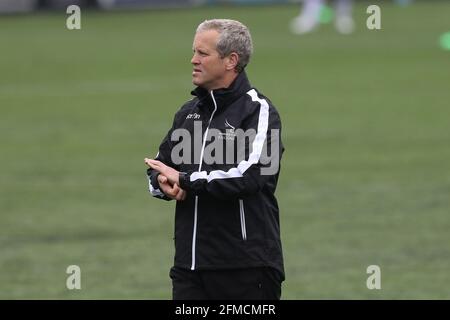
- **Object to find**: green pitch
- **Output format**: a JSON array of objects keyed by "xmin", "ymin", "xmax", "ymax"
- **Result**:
[{"xmin": 1, "ymin": 1, "xmax": 449, "ymax": 299}]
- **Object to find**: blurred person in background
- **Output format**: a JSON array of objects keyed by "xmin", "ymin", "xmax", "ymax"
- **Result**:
[
  {"xmin": 394, "ymin": 0, "xmax": 413, "ymax": 6},
  {"xmin": 291, "ymin": 0, "xmax": 354, "ymax": 35}
]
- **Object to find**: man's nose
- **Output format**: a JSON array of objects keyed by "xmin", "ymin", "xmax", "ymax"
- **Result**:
[{"xmin": 191, "ymin": 54, "xmax": 199, "ymax": 65}]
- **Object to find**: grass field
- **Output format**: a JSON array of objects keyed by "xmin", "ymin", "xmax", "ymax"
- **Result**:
[{"xmin": 1, "ymin": 1, "xmax": 449, "ymax": 299}]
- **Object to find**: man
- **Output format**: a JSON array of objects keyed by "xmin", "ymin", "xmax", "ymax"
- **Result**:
[{"xmin": 145, "ymin": 19, "xmax": 285, "ymax": 300}]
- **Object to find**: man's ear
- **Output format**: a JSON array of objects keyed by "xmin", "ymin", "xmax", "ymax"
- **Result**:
[{"xmin": 225, "ymin": 52, "xmax": 239, "ymax": 71}]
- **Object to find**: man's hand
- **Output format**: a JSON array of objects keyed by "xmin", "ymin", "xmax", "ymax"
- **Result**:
[
  {"xmin": 145, "ymin": 158, "xmax": 186, "ymax": 201},
  {"xmin": 145, "ymin": 158, "xmax": 180, "ymax": 185},
  {"xmin": 157, "ymin": 174, "xmax": 186, "ymax": 201}
]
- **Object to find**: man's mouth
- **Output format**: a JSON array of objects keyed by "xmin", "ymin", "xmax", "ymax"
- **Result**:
[{"xmin": 192, "ymin": 69, "xmax": 201, "ymax": 75}]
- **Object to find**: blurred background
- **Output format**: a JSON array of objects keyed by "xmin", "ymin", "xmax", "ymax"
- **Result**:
[{"xmin": 0, "ymin": 0, "xmax": 449, "ymax": 299}]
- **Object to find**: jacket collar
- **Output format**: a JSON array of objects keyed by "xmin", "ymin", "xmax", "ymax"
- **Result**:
[{"xmin": 191, "ymin": 71, "xmax": 252, "ymax": 112}]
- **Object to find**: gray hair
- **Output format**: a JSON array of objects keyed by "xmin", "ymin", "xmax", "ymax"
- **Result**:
[{"xmin": 196, "ymin": 19, "xmax": 253, "ymax": 73}]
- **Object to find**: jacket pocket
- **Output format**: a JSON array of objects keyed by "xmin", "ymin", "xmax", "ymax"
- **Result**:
[{"xmin": 239, "ymin": 199, "xmax": 247, "ymax": 241}]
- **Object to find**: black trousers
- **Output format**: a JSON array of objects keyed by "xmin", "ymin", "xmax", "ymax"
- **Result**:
[{"xmin": 169, "ymin": 266, "xmax": 282, "ymax": 300}]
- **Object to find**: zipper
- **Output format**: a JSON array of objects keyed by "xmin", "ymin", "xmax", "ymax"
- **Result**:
[
  {"xmin": 239, "ymin": 199, "xmax": 247, "ymax": 241},
  {"xmin": 191, "ymin": 90, "xmax": 218, "ymax": 270}
]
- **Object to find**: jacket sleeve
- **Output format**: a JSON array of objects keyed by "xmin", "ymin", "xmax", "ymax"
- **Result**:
[
  {"xmin": 179, "ymin": 92, "xmax": 284, "ymax": 200},
  {"xmin": 146, "ymin": 111, "xmax": 182, "ymax": 201}
]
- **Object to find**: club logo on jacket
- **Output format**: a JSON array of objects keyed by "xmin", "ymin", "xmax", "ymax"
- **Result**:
[
  {"xmin": 224, "ymin": 119, "xmax": 235, "ymax": 133},
  {"xmin": 219, "ymin": 119, "xmax": 236, "ymax": 141}
]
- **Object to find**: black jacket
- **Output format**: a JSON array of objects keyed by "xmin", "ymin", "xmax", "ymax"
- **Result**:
[{"xmin": 147, "ymin": 72, "xmax": 285, "ymax": 279}]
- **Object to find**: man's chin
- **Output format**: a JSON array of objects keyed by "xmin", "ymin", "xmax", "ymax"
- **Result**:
[{"xmin": 192, "ymin": 79, "xmax": 203, "ymax": 87}]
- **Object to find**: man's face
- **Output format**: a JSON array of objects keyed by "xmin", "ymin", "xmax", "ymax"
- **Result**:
[{"xmin": 191, "ymin": 30, "xmax": 228, "ymax": 91}]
